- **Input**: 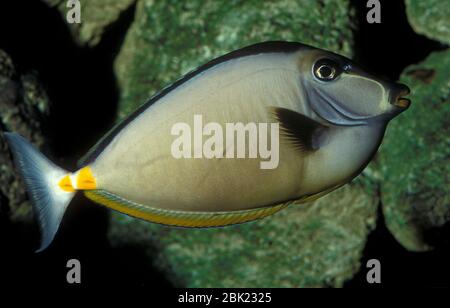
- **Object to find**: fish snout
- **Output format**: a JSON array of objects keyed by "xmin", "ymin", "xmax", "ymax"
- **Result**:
[{"xmin": 390, "ymin": 83, "xmax": 411, "ymax": 109}]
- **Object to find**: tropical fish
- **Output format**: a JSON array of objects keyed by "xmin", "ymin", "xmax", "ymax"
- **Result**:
[{"xmin": 4, "ymin": 41, "xmax": 411, "ymax": 251}]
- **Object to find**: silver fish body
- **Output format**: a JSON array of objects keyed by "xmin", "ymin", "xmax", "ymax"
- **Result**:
[
  {"xmin": 4, "ymin": 41, "xmax": 411, "ymax": 251},
  {"xmin": 88, "ymin": 42, "xmax": 407, "ymax": 211}
]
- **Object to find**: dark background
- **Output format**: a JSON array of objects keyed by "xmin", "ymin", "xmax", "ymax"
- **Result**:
[{"xmin": 0, "ymin": 0, "xmax": 448, "ymax": 288}]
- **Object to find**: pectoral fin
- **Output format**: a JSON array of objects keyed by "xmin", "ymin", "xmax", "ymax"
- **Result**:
[{"xmin": 271, "ymin": 107, "xmax": 328, "ymax": 152}]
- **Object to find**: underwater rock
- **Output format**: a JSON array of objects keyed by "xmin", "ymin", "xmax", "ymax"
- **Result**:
[
  {"xmin": 379, "ymin": 50, "xmax": 450, "ymax": 251},
  {"xmin": 114, "ymin": 0, "xmax": 354, "ymax": 117},
  {"xmin": 405, "ymin": 0, "xmax": 450, "ymax": 45},
  {"xmin": 43, "ymin": 0, "xmax": 136, "ymax": 47},
  {"xmin": 0, "ymin": 50, "xmax": 50, "ymax": 223},
  {"xmin": 109, "ymin": 184, "xmax": 378, "ymax": 287}
]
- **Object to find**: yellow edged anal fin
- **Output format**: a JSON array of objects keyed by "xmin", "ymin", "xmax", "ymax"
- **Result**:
[
  {"xmin": 76, "ymin": 166, "xmax": 97, "ymax": 190},
  {"xmin": 84, "ymin": 190, "xmax": 289, "ymax": 228}
]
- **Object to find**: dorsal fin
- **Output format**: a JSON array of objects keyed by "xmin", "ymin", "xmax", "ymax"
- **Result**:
[{"xmin": 271, "ymin": 107, "xmax": 328, "ymax": 152}]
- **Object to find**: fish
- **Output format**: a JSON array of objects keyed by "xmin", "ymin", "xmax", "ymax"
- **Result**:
[{"xmin": 3, "ymin": 41, "xmax": 411, "ymax": 252}]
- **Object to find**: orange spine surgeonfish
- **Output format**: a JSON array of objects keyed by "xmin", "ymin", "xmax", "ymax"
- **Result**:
[{"xmin": 4, "ymin": 41, "xmax": 411, "ymax": 251}]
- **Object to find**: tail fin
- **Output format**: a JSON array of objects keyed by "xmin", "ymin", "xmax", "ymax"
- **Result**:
[{"xmin": 3, "ymin": 132, "xmax": 75, "ymax": 252}]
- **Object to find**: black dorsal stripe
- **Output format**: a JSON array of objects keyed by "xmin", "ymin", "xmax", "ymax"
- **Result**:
[{"xmin": 79, "ymin": 41, "xmax": 310, "ymax": 167}]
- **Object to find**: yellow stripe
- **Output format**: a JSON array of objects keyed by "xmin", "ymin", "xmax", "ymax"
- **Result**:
[{"xmin": 84, "ymin": 190, "xmax": 288, "ymax": 227}]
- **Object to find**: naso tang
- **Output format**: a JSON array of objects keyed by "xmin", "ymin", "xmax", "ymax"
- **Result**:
[{"xmin": 4, "ymin": 41, "xmax": 411, "ymax": 251}]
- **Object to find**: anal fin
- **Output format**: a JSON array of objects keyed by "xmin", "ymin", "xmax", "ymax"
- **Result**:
[{"xmin": 85, "ymin": 190, "xmax": 290, "ymax": 227}]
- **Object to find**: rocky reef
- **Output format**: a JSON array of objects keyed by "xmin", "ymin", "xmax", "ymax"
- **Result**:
[
  {"xmin": 379, "ymin": 50, "xmax": 450, "ymax": 251},
  {"xmin": 405, "ymin": 0, "xmax": 450, "ymax": 45}
]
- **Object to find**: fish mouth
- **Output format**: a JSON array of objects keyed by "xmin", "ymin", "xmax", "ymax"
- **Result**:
[
  {"xmin": 394, "ymin": 97, "xmax": 411, "ymax": 108},
  {"xmin": 391, "ymin": 83, "xmax": 411, "ymax": 109}
]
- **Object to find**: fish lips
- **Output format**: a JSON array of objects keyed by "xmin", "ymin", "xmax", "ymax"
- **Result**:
[{"xmin": 390, "ymin": 83, "xmax": 411, "ymax": 110}]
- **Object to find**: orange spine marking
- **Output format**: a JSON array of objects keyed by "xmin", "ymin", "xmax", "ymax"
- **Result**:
[
  {"xmin": 58, "ymin": 175, "xmax": 75, "ymax": 192},
  {"xmin": 76, "ymin": 166, "xmax": 97, "ymax": 190}
]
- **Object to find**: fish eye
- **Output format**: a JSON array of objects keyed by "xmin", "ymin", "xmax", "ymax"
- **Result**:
[{"xmin": 313, "ymin": 58, "xmax": 341, "ymax": 82}]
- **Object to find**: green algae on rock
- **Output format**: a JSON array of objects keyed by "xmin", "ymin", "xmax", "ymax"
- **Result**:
[
  {"xmin": 379, "ymin": 50, "xmax": 450, "ymax": 251},
  {"xmin": 109, "ymin": 184, "xmax": 378, "ymax": 287},
  {"xmin": 405, "ymin": 0, "xmax": 450, "ymax": 45},
  {"xmin": 114, "ymin": 0, "xmax": 354, "ymax": 118}
]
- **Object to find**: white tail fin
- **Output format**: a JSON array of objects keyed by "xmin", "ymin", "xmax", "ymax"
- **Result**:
[{"xmin": 4, "ymin": 132, "xmax": 75, "ymax": 252}]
